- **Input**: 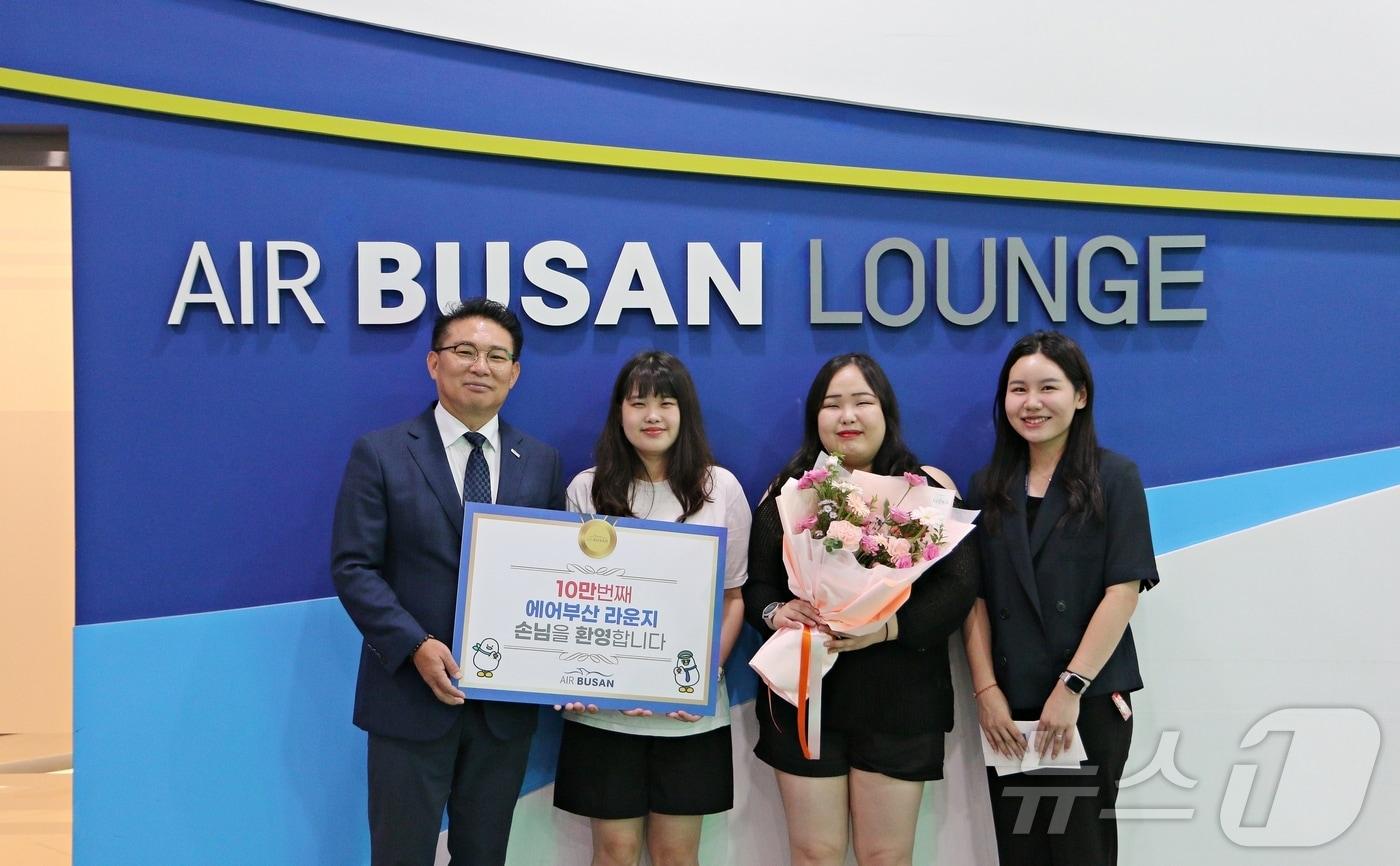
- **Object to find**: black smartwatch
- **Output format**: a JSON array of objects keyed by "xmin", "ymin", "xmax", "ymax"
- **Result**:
[{"xmin": 1059, "ymin": 670, "xmax": 1091, "ymax": 695}]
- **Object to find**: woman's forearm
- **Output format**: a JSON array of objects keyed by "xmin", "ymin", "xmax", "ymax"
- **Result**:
[
  {"xmin": 1068, "ymin": 582, "xmax": 1139, "ymax": 678},
  {"xmin": 718, "ymin": 587, "xmax": 745, "ymax": 665},
  {"xmin": 963, "ymin": 599, "xmax": 999, "ymax": 691}
]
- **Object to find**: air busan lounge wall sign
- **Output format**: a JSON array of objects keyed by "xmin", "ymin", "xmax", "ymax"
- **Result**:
[{"xmin": 168, "ymin": 235, "xmax": 1207, "ymax": 328}]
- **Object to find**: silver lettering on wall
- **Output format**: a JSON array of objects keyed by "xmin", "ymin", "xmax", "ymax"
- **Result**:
[{"xmin": 167, "ymin": 235, "xmax": 1206, "ymax": 327}]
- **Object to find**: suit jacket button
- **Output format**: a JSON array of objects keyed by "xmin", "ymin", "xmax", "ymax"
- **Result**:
[
  {"xmin": 998, "ymin": 608, "xmax": 1010, "ymax": 620},
  {"xmin": 998, "ymin": 655, "xmax": 1008, "ymax": 667},
  {"xmin": 1055, "ymin": 600, "xmax": 1067, "ymax": 613}
]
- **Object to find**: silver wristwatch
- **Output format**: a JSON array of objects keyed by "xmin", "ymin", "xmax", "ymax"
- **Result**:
[
  {"xmin": 1059, "ymin": 670, "xmax": 1091, "ymax": 695},
  {"xmin": 762, "ymin": 601, "xmax": 783, "ymax": 629}
]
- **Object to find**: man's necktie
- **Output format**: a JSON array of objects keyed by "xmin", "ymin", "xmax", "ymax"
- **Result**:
[{"xmin": 462, "ymin": 431, "xmax": 491, "ymax": 504}]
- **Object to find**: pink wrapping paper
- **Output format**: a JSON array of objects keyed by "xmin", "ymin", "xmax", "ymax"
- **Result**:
[{"xmin": 749, "ymin": 455, "xmax": 978, "ymax": 757}]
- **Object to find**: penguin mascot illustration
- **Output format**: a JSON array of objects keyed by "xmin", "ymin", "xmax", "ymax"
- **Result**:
[
  {"xmin": 471, "ymin": 637, "xmax": 502, "ymax": 678},
  {"xmin": 673, "ymin": 649, "xmax": 700, "ymax": 694}
]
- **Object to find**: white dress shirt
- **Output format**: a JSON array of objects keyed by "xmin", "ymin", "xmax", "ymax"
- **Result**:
[{"xmin": 434, "ymin": 403, "xmax": 501, "ymax": 503}]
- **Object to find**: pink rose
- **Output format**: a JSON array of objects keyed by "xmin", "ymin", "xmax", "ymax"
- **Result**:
[
  {"xmin": 796, "ymin": 467, "xmax": 831, "ymax": 489},
  {"xmin": 859, "ymin": 534, "xmax": 881, "ymax": 555},
  {"xmin": 889, "ymin": 507, "xmax": 911, "ymax": 524},
  {"xmin": 923, "ymin": 543, "xmax": 941, "ymax": 561},
  {"xmin": 827, "ymin": 520, "xmax": 862, "ymax": 551},
  {"xmin": 903, "ymin": 472, "xmax": 927, "ymax": 487},
  {"xmin": 887, "ymin": 537, "xmax": 912, "ymax": 558},
  {"xmin": 894, "ymin": 554, "xmax": 914, "ymax": 569},
  {"xmin": 795, "ymin": 514, "xmax": 819, "ymax": 533}
]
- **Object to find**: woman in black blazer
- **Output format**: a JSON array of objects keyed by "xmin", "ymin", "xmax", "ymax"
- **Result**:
[{"xmin": 964, "ymin": 331, "xmax": 1159, "ymax": 866}]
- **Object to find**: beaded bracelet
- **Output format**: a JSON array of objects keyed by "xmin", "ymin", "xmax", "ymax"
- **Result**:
[{"xmin": 411, "ymin": 633, "xmax": 436, "ymax": 656}]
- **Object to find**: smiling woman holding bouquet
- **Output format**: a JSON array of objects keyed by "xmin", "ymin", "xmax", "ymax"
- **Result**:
[
  {"xmin": 964, "ymin": 331, "xmax": 1159, "ymax": 866},
  {"xmin": 553, "ymin": 350, "xmax": 751, "ymax": 866},
  {"xmin": 742, "ymin": 353, "xmax": 979, "ymax": 866}
]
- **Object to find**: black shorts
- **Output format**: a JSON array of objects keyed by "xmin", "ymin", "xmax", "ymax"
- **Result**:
[
  {"xmin": 753, "ymin": 690, "xmax": 945, "ymax": 782},
  {"xmin": 553, "ymin": 720, "xmax": 734, "ymax": 819}
]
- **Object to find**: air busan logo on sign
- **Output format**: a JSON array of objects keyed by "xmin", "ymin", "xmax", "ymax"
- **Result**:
[{"xmin": 561, "ymin": 668, "xmax": 616, "ymax": 688}]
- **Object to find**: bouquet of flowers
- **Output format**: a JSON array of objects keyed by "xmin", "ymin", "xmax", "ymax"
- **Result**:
[
  {"xmin": 750, "ymin": 453, "xmax": 978, "ymax": 758},
  {"xmin": 794, "ymin": 458, "xmax": 949, "ymax": 569}
]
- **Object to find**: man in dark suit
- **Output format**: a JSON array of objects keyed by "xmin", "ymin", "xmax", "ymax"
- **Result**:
[{"xmin": 332, "ymin": 298, "xmax": 564, "ymax": 865}]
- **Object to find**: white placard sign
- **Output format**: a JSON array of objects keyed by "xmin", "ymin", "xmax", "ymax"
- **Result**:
[{"xmin": 451, "ymin": 503, "xmax": 727, "ymax": 714}]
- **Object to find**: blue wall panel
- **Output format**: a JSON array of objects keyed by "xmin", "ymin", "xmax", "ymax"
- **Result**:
[{"xmin": 8, "ymin": 87, "xmax": 1386, "ymax": 624}]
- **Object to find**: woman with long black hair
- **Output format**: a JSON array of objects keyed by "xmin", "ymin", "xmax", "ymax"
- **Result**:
[
  {"xmin": 964, "ymin": 331, "xmax": 1160, "ymax": 865},
  {"xmin": 553, "ymin": 350, "xmax": 750, "ymax": 866},
  {"xmin": 742, "ymin": 353, "xmax": 978, "ymax": 866}
]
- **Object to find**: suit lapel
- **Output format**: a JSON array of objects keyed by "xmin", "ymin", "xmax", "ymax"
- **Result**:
[
  {"xmin": 406, "ymin": 407, "xmax": 464, "ymax": 537},
  {"xmin": 496, "ymin": 421, "xmax": 527, "ymax": 507},
  {"xmin": 1004, "ymin": 466, "xmax": 1045, "ymax": 627},
  {"xmin": 1029, "ymin": 473, "xmax": 1068, "ymax": 561}
]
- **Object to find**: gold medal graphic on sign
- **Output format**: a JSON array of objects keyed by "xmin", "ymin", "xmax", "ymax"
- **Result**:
[{"xmin": 578, "ymin": 519, "xmax": 618, "ymax": 559}]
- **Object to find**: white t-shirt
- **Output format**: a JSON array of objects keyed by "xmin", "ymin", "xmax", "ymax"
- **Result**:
[{"xmin": 563, "ymin": 465, "xmax": 750, "ymax": 737}]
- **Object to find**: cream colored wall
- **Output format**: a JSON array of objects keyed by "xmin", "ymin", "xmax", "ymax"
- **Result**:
[
  {"xmin": 0, "ymin": 169, "xmax": 73, "ymax": 733},
  {"xmin": 266, "ymin": 0, "xmax": 1400, "ymax": 155}
]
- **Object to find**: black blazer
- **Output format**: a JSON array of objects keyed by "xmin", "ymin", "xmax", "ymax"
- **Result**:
[
  {"xmin": 967, "ymin": 449, "xmax": 1159, "ymax": 711},
  {"xmin": 331, "ymin": 406, "xmax": 565, "ymax": 741}
]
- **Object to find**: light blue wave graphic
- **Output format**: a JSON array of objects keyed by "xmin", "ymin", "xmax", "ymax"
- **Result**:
[
  {"xmin": 73, "ymin": 597, "xmax": 764, "ymax": 863},
  {"xmin": 1147, "ymin": 446, "xmax": 1400, "ymax": 554},
  {"xmin": 74, "ymin": 599, "xmax": 370, "ymax": 864},
  {"xmin": 73, "ymin": 448, "xmax": 1396, "ymax": 862}
]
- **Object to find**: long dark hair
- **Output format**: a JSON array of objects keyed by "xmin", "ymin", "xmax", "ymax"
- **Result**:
[
  {"xmin": 592, "ymin": 351, "xmax": 715, "ymax": 521},
  {"xmin": 982, "ymin": 331, "xmax": 1103, "ymax": 531},
  {"xmin": 765, "ymin": 353, "xmax": 921, "ymax": 498}
]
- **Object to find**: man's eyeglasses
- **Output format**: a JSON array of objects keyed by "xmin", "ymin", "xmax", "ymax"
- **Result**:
[{"xmin": 433, "ymin": 342, "xmax": 515, "ymax": 368}]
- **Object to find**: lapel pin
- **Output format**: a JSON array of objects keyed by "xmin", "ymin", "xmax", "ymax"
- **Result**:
[{"xmin": 510, "ymin": 448, "xmax": 521, "ymax": 459}]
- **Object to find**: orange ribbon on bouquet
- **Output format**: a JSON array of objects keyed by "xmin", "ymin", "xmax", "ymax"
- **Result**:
[{"xmin": 796, "ymin": 625, "xmax": 812, "ymax": 759}]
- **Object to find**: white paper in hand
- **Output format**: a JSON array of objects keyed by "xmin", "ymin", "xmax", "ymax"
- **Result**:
[{"xmin": 981, "ymin": 721, "xmax": 1088, "ymax": 776}]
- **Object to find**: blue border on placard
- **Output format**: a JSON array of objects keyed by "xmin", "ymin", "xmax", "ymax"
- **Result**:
[{"xmin": 450, "ymin": 502, "xmax": 727, "ymax": 715}]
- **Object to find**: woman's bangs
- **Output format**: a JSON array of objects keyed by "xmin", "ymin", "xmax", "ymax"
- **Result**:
[{"xmin": 623, "ymin": 363, "xmax": 679, "ymax": 401}]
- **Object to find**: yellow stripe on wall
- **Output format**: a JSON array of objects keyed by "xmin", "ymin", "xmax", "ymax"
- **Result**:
[{"xmin": 3, "ymin": 66, "xmax": 1399, "ymax": 220}]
